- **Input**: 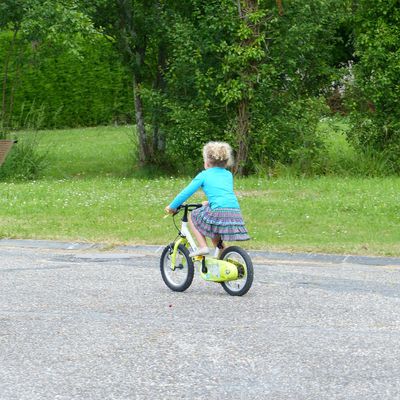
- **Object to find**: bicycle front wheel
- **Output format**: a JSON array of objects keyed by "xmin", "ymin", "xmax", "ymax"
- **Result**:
[
  {"xmin": 219, "ymin": 246, "xmax": 254, "ymax": 296},
  {"xmin": 160, "ymin": 243, "xmax": 194, "ymax": 292}
]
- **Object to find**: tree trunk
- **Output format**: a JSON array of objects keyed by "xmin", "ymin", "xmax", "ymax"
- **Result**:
[
  {"xmin": 233, "ymin": 0, "xmax": 258, "ymax": 175},
  {"xmin": 152, "ymin": 41, "xmax": 167, "ymax": 156},
  {"xmin": 117, "ymin": 0, "xmax": 153, "ymax": 165},
  {"xmin": 234, "ymin": 99, "xmax": 250, "ymax": 175},
  {"xmin": 276, "ymin": 0, "xmax": 284, "ymax": 16}
]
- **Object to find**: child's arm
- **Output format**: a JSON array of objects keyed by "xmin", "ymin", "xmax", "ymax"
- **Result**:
[{"xmin": 168, "ymin": 173, "xmax": 204, "ymax": 210}]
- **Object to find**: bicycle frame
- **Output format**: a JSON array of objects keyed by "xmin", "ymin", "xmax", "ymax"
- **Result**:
[
  {"xmin": 170, "ymin": 213, "xmax": 219, "ymax": 269},
  {"xmin": 170, "ymin": 220, "xmax": 198, "ymax": 270},
  {"xmin": 180, "ymin": 219, "xmax": 198, "ymax": 252}
]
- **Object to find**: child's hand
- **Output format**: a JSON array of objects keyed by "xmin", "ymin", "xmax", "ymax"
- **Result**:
[
  {"xmin": 202, "ymin": 201, "xmax": 209, "ymax": 206},
  {"xmin": 164, "ymin": 206, "xmax": 176, "ymax": 214}
]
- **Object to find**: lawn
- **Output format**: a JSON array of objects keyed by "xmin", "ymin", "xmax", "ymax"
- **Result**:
[
  {"xmin": 0, "ymin": 125, "xmax": 399, "ymax": 256},
  {"xmin": 36, "ymin": 125, "xmax": 136, "ymax": 178}
]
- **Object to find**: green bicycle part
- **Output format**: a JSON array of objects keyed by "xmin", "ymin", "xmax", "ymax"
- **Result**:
[
  {"xmin": 225, "ymin": 258, "xmax": 247, "ymax": 279},
  {"xmin": 200, "ymin": 257, "xmax": 239, "ymax": 282},
  {"xmin": 171, "ymin": 237, "xmax": 187, "ymax": 270}
]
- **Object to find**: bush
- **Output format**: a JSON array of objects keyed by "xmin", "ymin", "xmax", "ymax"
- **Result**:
[
  {"xmin": 249, "ymin": 97, "xmax": 329, "ymax": 176},
  {"xmin": 347, "ymin": 0, "xmax": 400, "ymax": 172}
]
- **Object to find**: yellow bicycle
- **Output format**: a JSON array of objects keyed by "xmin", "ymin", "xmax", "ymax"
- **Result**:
[{"xmin": 160, "ymin": 204, "xmax": 254, "ymax": 296}]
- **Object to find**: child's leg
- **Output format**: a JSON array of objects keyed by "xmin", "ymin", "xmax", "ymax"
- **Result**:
[
  {"xmin": 211, "ymin": 236, "xmax": 225, "ymax": 257},
  {"xmin": 211, "ymin": 236, "xmax": 225, "ymax": 249},
  {"xmin": 189, "ymin": 214, "xmax": 208, "ymax": 249}
]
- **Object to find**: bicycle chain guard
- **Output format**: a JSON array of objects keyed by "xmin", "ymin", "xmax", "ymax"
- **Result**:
[{"xmin": 200, "ymin": 257, "xmax": 239, "ymax": 282}]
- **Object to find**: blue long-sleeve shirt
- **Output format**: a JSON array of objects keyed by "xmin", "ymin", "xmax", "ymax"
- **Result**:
[{"xmin": 169, "ymin": 167, "xmax": 240, "ymax": 210}]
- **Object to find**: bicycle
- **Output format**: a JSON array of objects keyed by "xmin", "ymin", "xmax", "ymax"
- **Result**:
[{"xmin": 160, "ymin": 203, "xmax": 254, "ymax": 296}]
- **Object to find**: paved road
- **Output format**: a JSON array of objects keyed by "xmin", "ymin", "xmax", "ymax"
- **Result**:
[{"xmin": 1, "ymin": 244, "xmax": 400, "ymax": 400}]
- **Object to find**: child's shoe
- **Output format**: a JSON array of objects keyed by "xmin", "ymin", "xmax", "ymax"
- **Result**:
[{"xmin": 189, "ymin": 247, "xmax": 210, "ymax": 257}]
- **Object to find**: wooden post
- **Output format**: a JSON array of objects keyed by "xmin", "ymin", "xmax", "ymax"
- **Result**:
[{"xmin": 0, "ymin": 140, "xmax": 16, "ymax": 166}]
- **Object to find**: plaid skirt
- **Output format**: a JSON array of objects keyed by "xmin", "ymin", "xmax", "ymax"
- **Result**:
[{"xmin": 191, "ymin": 205, "xmax": 250, "ymax": 241}]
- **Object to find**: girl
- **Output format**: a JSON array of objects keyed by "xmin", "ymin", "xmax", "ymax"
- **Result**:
[{"xmin": 165, "ymin": 141, "xmax": 250, "ymax": 257}]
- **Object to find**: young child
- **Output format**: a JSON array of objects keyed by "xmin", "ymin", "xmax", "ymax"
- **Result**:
[{"xmin": 165, "ymin": 141, "xmax": 250, "ymax": 257}]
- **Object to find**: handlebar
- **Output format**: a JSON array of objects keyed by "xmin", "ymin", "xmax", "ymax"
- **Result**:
[
  {"xmin": 163, "ymin": 203, "xmax": 203, "ymax": 218},
  {"xmin": 175, "ymin": 203, "xmax": 203, "ymax": 213},
  {"xmin": 165, "ymin": 203, "xmax": 203, "ymax": 222},
  {"xmin": 177, "ymin": 203, "xmax": 202, "ymax": 223}
]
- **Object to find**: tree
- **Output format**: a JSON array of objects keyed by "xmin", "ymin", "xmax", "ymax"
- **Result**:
[
  {"xmin": 2, "ymin": 0, "xmax": 353, "ymax": 175},
  {"xmin": 216, "ymin": 0, "xmax": 270, "ymax": 174},
  {"xmin": 348, "ymin": 0, "xmax": 400, "ymax": 172},
  {"xmin": 83, "ymin": 0, "xmax": 168, "ymax": 165},
  {"xmin": 146, "ymin": 0, "xmax": 347, "ymax": 174}
]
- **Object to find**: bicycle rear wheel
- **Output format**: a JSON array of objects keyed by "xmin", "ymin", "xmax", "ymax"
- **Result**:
[
  {"xmin": 219, "ymin": 246, "xmax": 254, "ymax": 296},
  {"xmin": 160, "ymin": 243, "xmax": 194, "ymax": 292}
]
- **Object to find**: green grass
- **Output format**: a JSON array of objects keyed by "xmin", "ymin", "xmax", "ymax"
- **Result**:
[
  {"xmin": 36, "ymin": 125, "xmax": 136, "ymax": 178},
  {"xmin": 238, "ymin": 177, "xmax": 400, "ymax": 256},
  {"xmin": 1, "ymin": 124, "xmax": 399, "ymax": 256}
]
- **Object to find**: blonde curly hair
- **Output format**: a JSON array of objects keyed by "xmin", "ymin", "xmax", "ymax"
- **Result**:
[{"xmin": 202, "ymin": 141, "xmax": 234, "ymax": 168}]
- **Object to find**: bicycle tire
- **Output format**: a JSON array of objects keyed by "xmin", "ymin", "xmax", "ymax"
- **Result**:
[
  {"xmin": 219, "ymin": 246, "xmax": 254, "ymax": 296},
  {"xmin": 160, "ymin": 243, "xmax": 194, "ymax": 292}
]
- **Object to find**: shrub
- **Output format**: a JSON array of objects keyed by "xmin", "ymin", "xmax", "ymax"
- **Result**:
[
  {"xmin": 249, "ymin": 97, "xmax": 330, "ymax": 176},
  {"xmin": 347, "ymin": 0, "xmax": 400, "ymax": 172}
]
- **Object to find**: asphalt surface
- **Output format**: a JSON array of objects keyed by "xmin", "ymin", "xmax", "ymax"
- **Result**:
[{"xmin": 1, "ymin": 240, "xmax": 400, "ymax": 400}]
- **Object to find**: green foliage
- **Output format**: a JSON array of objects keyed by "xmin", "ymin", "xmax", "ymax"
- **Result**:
[
  {"xmin": 21, "ymin": 0, "xmax": 96, "ymax": 45},
  {"xmin": 0, "ymin": 32, "xmax": 133, "ymax": 128},
  {"xmin": 80, "ymin": 0, "xmax": 172, "ymax": 164},
  {"xmin": 250, "ymin": 97, "xmax": 330, "ymax": 175},
  {"xmin": 157, "ymin": 0, "xmax": 350, "ymax": 173},
  {"xmin": 347, "ymin": 0, "xmax": 400, "ymax": 172},
  {"xmin": 3, "ymin": 0, "xmax": 397, "ymax": 177},
  {"xmin": 158, "ymin": 5, "xmax": 232, "ymax": 171},
  {"xmin": 0, "ymin": 0, "xmax": 24, "ymax": 29},
  {"xmin": 215, "ymin": 1, "xmax": 266, "ymax": 105},
  {"xmin": 0, "ymin": 0, "xmax": 96, "ymax": 43},
  {"xmin": 265, "ymin": 0, "xmax": 349, "ymax": 100}
]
